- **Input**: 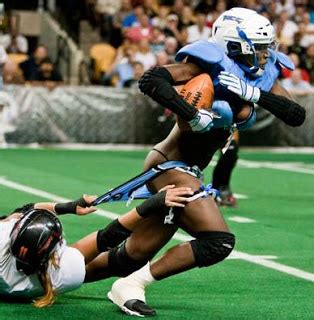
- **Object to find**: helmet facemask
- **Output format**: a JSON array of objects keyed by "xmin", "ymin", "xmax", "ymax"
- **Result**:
[
  {"xmin": 227, "ymin": 28, "xmax": 278, "ymax": 77},
  {"xmin": 212, "ymin": 8, "xmax": 277, "ymax": 77}
]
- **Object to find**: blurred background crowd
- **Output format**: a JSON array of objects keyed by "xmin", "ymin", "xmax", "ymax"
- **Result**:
[{"xmin": 1, "ymin": 0, "xmax": 314, "ymax": 94}]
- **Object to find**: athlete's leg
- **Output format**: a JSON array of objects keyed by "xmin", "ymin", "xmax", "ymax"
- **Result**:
[
  {"xmin": 212, "ymin": 131, "xmax": 239, "ymax": 207},
  {"xmin": 108, "ymin": 171, "xmax": 234, "ymax": 314}
]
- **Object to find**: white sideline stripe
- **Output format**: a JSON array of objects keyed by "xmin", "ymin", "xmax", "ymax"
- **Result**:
[
  {"xmin": 238, "ymin": 159, "xmax": 314, "ymax": 175},
  {"xmin": 228, "ymin": 255, "xmax": 278, "ymax": 260},
  {"xmin": 233, "ymin": 193, "xmax": 248, "ymax": 199},
  {"xmin": 228, "ymin": 216, "xmax": 256, "ymax": 223},
  {"xmin": 0, "ymin": 177, "xmax": 313, "ymax": 283},
  {"xmin": 3, "ymin": 144, "xmax": 314, "ymax": 154}
]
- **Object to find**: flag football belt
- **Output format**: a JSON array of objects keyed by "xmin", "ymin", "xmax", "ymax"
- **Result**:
[{"xmin": 92, "ymin": 161, "xmax": 218, "ymax": 206}]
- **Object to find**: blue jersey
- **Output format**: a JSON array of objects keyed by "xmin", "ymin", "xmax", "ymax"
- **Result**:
[{"xmin": 175, "ymin": 40, "xmax": 294, "ymax": 102}]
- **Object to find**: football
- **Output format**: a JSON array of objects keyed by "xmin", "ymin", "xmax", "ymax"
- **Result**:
[{"xmin": 177, "ymin": 73, "xmax": 214, "ymax": 130}]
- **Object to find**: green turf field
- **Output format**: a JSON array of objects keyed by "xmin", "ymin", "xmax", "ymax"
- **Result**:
[{"xmin": 0, "ymin": 148, "xmax": 313, "ymax": 319}]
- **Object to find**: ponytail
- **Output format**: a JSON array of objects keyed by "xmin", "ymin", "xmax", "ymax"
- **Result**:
[{"xmin": 33, "ymin": 253, "xmax": 59, "ymax": 308}]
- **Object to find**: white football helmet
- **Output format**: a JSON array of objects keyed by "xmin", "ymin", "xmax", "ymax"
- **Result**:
[{"xmin": 211, "ymin": 7, "xmax": 276, "ymax": 76}]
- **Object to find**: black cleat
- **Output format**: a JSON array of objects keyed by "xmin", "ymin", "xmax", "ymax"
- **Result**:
[{"xmin": 122, "ymin": 299, "xmax": 156, "ymax": 317}]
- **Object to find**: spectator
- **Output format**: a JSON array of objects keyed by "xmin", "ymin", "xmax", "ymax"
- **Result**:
[
  {"xmin": 293, "ymin": 4, "xmax": 307, "ymax": 24},
  {"xmin": 281, "ymin": 68, "xmax": 314, "ymax": 95},
  {"xmin": 122, "ymin": 5, "xmax": 144, "ymax": 28},
  {"xmin": 281, "ymin": 52, "xmax": 310, "ymax": 82},
  {"xmin": 178, "ymin": 6, "xmax": 195, "ymax": 30},
  {"xmin": 0, "ymin": 27, "xmax": 28, "ymax": 54},
  {"xmin": 274, "ymin": 0, "xmax": 295, "ymax": 18},
  {"xmin": 178, "ymin": 26, "xmax": 189, "ymax": 48},
  {"xmin": 142, "ymin": 0, "xmax": 158, "ymax": 18},
  {"xmin": 134, "ymin": 38, "xmax": 156, "ymax": 70},
  {"xmin": 155, "ymin": 50, "xmax": 171, "ymax": 66},
  {"xmin": 19, "ymin": 45, "xmax": 48, "ymax": 81},
  {"xmin": 163, "ymin": 14, "xmax": 181, "ymax": 40},
  {"xmin": 207, "ymin": 0, "xmax": 227, "ymax": 25},
  {"xmin": 30, "ymin": 57, "xmax": 63, "ymax": 90},
  {"xmin": 112, "ymin": 0, "xmax": 133, "ymax": 29},
  {"xmin": 34, "ymin": 58, "xmax": 63, "ymax": 81},
  {"xmin": 164, "ymin": 36, "xmax": 178, "ymax": 62},
  {"xmin": 150, "ymin": 26, "xmax": 166, "ymax": 54},
  {"xmin": 3, "ymin": 59, "xmax": 24, "ymax": 84},
  {"xmin": 111, "ymin": 0, "xmax": 133, "ymax": 47},
  {"xmin": 96, "ymin": 0, "xmax": 122, "ymax": 42},
  {"xmin": 187, "ymin": 12, "xmax": 211, "ymax": 43},
  {"xmin": 125, "ymin": 13, "xmax": 153, "ymax": 43},
  {"xmin": 301, "ymin": 43, "xmax": 314, "ymax": 84},
  {"xmin": 289, "ymin": 27, "xmax": 307, "ymax": 57},
  {"xmin": 274, "ymin": 10, "xmax": 299, "ymax": 47},
  {"xmin": 298, "ymin": 13, "xmax": 314, "ymax": 48},
  {"xmin": 151, "ymin": 5, "xmax": 169, "ymax": 29},
  {"xmin": 171, "ymin": 0, "xmax": 185, "ymax": 19},
  {"xmin": 102, "ymin": 44, "xmax": 137, "ymax": 87},
  {"xmin": 263, "ymin": 1, "xmax": 277, "ymax": 23},
  {"xmin": 123, "ymin": 61, "xmax": 145, "ymax": 88}
]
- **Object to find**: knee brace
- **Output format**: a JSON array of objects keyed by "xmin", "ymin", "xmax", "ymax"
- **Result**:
[
  {"xmin": 108, "ymin": 242, "xmax": 148, "ymax": 277},
  {"xmin": 190, "ymin": 231, "xmax": 235, "ymax": 267}
]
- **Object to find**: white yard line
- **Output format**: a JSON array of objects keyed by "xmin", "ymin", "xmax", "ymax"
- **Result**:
[
  {"xmin": 238, "ymin": 159, "xmax": 314, "ymax": 175},
  {"xmin": 228, "ymin": 216, "xmax": 256, "ymax": 223},
  {"xmin": 0, "ymin": 176, "xmax": 313, "ymax": 283}
]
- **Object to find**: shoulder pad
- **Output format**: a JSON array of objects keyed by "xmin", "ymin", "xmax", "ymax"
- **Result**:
[
  {"xmin": 175, "ymin": 41, "xmax": 224, "ymax": 64},
  {"xmin": 273, "ymin": 50, "xmax": 295, "ymax": 71}
]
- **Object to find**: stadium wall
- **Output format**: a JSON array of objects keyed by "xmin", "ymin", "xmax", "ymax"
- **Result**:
[{"xmin": 2, "ymin": 86, "xmax": 313, "ymax": 146}]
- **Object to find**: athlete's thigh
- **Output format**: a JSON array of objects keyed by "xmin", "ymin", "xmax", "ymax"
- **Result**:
[
  {"xmin": 125, "ymin": 213, "xmax": 178, "ymax": 260},
  {"xmin": 147, "ymin": 169, "xmax": 229, "ymax": 233},
  {"xmin": 178, "ymin": 196, "xmax": 229, "ymax": 234}
]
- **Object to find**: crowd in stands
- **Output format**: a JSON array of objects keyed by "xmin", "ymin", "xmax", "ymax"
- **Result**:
[
  {"xmin": 0, "ymin": 10, "xmax": 63, "ymax": 89},
  {"xmin": 1, "ymin": 0, "xmax": 314, "ymax": 96},
  {"xmin": 80, "ymin": 0, "xmax": 314, "ymax": 95}
]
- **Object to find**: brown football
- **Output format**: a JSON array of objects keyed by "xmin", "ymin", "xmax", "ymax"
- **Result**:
[{"xmin": 177, "ymin": 73, "xmax": 214, "ymax": 131}]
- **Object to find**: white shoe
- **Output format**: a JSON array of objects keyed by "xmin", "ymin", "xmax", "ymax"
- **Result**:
[{"xmin": 108, "ymin": 277, "xmax": 156, "ymax": 317}]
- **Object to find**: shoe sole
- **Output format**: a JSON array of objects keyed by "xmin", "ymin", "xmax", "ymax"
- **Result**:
[{"xmin": 107, "ymin": 291, "xmax": 144, "ymax": 318}]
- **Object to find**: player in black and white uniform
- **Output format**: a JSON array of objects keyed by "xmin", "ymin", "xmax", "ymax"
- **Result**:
[{"xmin": 0, "ymin": 186, "xmax": 191, "ymax": 307}]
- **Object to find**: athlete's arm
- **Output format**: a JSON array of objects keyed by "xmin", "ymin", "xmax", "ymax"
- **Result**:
[
  {"xmin": 257, "ymin": 80, "xmax": 305, "ymax": 127},
  {"xmin": 218, "ymin": 72, "xmax": 306, "ymax": 127},
  {"xmin": 33, "ymin": 195, "xmax": 97, "ymax": 215},
  {"xmin": 72, "ymin": 185, "xmax": 193, "ymax": 264},
  {"xmin": 139, "ymin": 63, "xmax": 200, "ymax": 120},
  {"xmin": 53, "ymin": 195, "xmax": 97, "ymax": 215},
  {"xmin": 139, "ymin": 63, "xmax": 214, "ymax": 132}
]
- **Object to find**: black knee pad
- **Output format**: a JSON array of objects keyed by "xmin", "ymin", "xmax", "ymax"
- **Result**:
[
  {"xmin": 97, "ymin": 219, "xmax": 131, "ymax": 252},
  {"xmin": 108, "ymin": 242, "xmax": 148, "ymax": 277},
  {"xmin": 190, "ymin": 231, "xmax": 235, "ymax": 267}
]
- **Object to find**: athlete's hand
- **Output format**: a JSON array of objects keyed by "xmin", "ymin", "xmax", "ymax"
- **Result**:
[
  {"xmin": 76, "ymin": 195, "xmax": 97, "ymax": 215},
  {"xmin": 218, "ymin": 71, "xmax": 260, "ymax": 103},
  {"xmin": 159, "ymin": 185, "xmax": 194, "ymax": 207},
  {"xmin": 188, "ymin": 109, "xmax": 214, "ymax": 133}
]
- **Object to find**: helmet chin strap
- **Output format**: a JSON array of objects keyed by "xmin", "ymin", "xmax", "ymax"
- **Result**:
[{"xmin": 236, "ymin": 27, "xmax": 262, "ymax": 77}]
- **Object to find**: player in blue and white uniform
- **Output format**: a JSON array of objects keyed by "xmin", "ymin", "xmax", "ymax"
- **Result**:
[{"xmin": 104, "ymin": 8, "xmax": 305, "ymax": 317}]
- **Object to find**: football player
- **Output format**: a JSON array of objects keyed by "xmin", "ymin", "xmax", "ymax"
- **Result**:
[
  {"xmin": 104, "ymin": 7, "xmax": 305, "ymax": 317},
  {"xmin": 0, "ymin": 186, "xmax": 191, "ymax": 307}
]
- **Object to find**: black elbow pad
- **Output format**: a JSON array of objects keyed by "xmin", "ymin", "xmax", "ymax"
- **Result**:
[
  {"xmin": 258, "ymin": 91, "xmax": 306, "ymax": 127},
  {"xmin": 138, "ymin": 67, "xmax": 197, "ymax": 121}
]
